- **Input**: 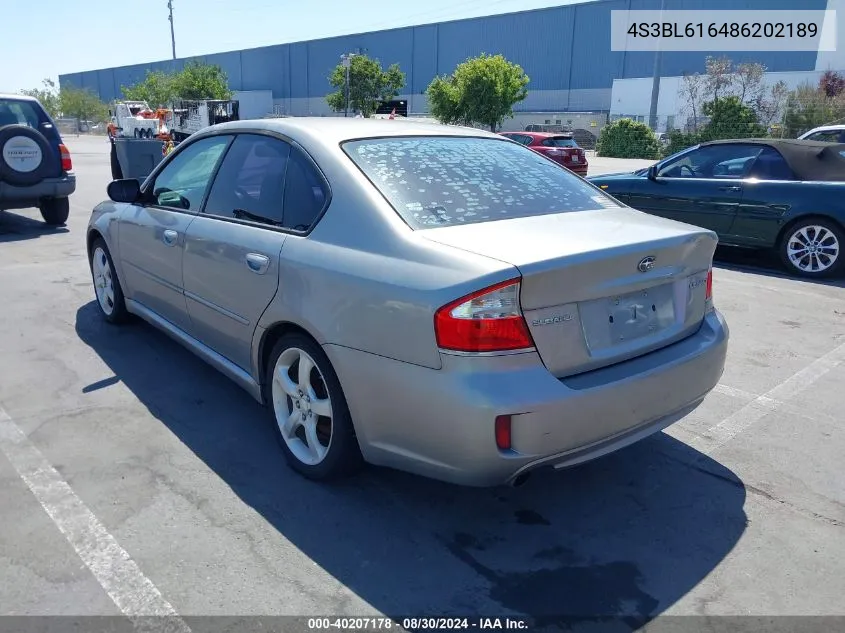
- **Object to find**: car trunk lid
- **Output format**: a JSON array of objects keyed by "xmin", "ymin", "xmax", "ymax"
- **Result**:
[{"xmin": 421, "ymin": 207, "xmax": 716, "ymax": 377}]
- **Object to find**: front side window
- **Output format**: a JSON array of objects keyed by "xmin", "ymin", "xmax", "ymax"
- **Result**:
[
  {"xmin": 342, "ymin": 136, "xmax": 621, "ymax": 229},
  {"xmin": 657, "ymin": 144, "xmax": 764, "ymax": 179},
  {"xmin": 204, "ymin": 134, "xmax": 291, "ymax": 224},
  {"xmin": 152, "ymin": 135, "xmax": 231, "ymax": 210}
]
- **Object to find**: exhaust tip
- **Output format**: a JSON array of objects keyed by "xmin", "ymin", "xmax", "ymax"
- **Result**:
[{"xmin": 511, "ymin": 473, "xmax": 531, "ymax": 488}]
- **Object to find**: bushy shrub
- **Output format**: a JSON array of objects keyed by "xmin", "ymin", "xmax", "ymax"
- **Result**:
[{"xmin": 595, "ymin": 119, "xmax": 661, "ymax": 159}]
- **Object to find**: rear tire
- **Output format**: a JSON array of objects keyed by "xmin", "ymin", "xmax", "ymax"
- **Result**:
[
  {"xmin": 778, "ymin": 217, "xmax": 844, "ymax": 279},
  {"xmin": 39, "ymin": 197, "xmax": 69, "ymax": 226},
  {"xmin": 264, "ymin": 333, "xmax": 364, "ymax": 481}
]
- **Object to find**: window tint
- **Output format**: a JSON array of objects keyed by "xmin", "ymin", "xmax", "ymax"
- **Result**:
[
  {"xmin": 657, "ymin": 144, "xmax": 763, "ymax": 179},
  {"xmin": 0, "ymin": 99, "xmax": 43, "ymax": 128},
  {"xmin": 342, "ymin": 136, "xmax": 621, "ymax": 230},
  {"xmin": 152, "ymin": 135, "xmax": 230, "ymax": 210},
  {"xmin": 806, "ymin": 131, "xmax": 842, "ymax": 143},
  {"xmin": 204, "ymin": 134, "xmax": 291, "ymax": 224},
  {"xmin": 541, "ymin": 137, "xmax": 578, "ymax": 148},
  {"xmin": 282, "ymin": 147, "xmax": 328, "ymax": 231},
  {"xmin": 747, "ymin": 147, "xmax": 794, "ymax": 180}
]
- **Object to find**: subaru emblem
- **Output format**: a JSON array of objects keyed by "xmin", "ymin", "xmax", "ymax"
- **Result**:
[{"xmin": 637, "ymin": 256, "xmax": 656, "ymax": 273}]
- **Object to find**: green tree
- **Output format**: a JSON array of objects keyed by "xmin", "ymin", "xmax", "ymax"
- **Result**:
[
  {"xmin": 121, "ymin": 60, "xmax": 232, "ymax": 106},
  {"xmin": 596, "ymin": 119, "xmax": 661, "ymax": 159},
  {"xmin": 426, "ymin": 53, "xmax": 529, "ymax": 132},
  {"xmin": 172, "ymin": 61, "xmax": 233, "ymax": 100},
  {"xmin": 782, "ymin": 82, "xmax": 845, "ymax": 137},
  {"xmin": 121, "ymin": 70, "xmax": 176, "ymax": 107},
  {"xmin": 326, "ymin": 55, "xmax": 405, "ymax": 117},
  {"xmin": 21, "ymin": 78, "xmax": 61, "ymax": 118},
  {"xmin": 699, "ymin": 96, "xmax": 766, "ymax": 140},
  {"xmin": 60, "ymin": 86, "xmax": 109, "ymax": 124}
]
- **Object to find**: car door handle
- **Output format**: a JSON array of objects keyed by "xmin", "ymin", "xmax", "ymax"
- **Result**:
[
  {"xmin": 719, "ymin": 185, "xmax": 742, "ymax": 192},
  {"xmin": 245, "ymin": 253, "xmax": 270, "ymax": 274},
  {"xmin": 162, "ymin": 229, "xmax": 178, "ymax": 246}
]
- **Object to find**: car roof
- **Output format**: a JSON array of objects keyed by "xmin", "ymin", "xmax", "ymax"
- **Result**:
[
  {"xmin": 0, "ymin": 93, "xmax": 39, "ymax": 103},
  {"xmin": 802, "ymin": 125, "xmax": 845, "ymax": 133},
  {"xmin": 506, "ymin": 131, "xmax": 573, "ymax": 139},
  {"xmin": 206, "ymin": 117, "xmax": 500, "ymax": 146},
  {"xmin": 698, "ymin": 138, "xmax": 845, "ymax": 181}
]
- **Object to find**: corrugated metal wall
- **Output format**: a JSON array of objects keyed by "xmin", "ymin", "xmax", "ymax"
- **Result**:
[{"xmin": 59, "ymin": 0, "xmax": 825, "ymax": 114}]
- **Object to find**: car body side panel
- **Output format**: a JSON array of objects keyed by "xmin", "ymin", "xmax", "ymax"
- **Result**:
[
  {"xmin": 182, "ymin": 216, "xmax": 288, "ymax": 373},
  {"xmin": 730, "ymin": 180, "xmax": 845, "ymax": 247},
  {"xmin": 87, "ymin": 201, "xmax": 129, "ymax": 289},
  {"xmin": 117, "ymin": 205, "xmax": 196, "ymax": 332}
]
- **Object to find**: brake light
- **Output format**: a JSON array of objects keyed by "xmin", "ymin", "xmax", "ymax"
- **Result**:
[
  {"xmin": 59, "ymin": 144, "xmax": 72, "ymax": 171},
  {"xmin": 434, "ymin": 278, "xmax": 534, "ymax": 353},
  {"xmin": 705, "ymin": 268, "xmax": 714, "ymax": 311}
]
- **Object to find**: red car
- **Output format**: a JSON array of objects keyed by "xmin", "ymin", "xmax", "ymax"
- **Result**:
[{"xmin": 499, "ymin": 131, "xmax": 588, "ymax": 177}]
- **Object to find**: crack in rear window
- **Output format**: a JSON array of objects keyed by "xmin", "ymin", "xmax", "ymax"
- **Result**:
[{"xmin": 342, "ymin": 137, "xmax": 618, "ymax": 230}]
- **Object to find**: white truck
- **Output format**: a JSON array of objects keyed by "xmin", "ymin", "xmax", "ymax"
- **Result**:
[
  {"xmin": 170, "ymin": 99, "xmax": 239, "ymax": 141},
  {"xmin": 108, "ymin": 101, "xmax": 161, "ymax": 139}
]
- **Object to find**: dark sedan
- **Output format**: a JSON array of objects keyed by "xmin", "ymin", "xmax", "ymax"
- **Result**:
[{"xmin": 588, "ymin": 139, "xmax": 845, "ymax": 278}]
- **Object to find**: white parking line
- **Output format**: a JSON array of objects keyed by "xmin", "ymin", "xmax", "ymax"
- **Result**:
[
  {"xmin": 0, "ymin": 404, "xmax": 190, "ymax": 631},
  {"xmin": 690, "ymin": 339, "xmax": 845, "ymax": 457}
]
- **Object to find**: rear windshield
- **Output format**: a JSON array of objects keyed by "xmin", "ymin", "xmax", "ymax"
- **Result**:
[
  {"xmin": 542, "ymin": 137, "xmax": 578, "ymax": 148},
  {"xmin": 342, "ymin": 136, "xmax": 619, "ymax": 229},
  {"xmin": 0, "ymin": 98, "xmax": 45, "ymax": 128}
]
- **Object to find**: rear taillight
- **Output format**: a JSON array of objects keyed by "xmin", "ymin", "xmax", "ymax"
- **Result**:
[
  {"xmin": 705, "ymin": 268, "xmax": 714, "ymax": 311},
  {"xmin": 434, "ymin": 278, "xmax": 534, "ymax": 353},
  {"xmin": 59, "ymin": 144, "xmax": 72, "ymax": 171},
  {"xmin": 545, "ymin": 148, "xmax": 564, "ymax": 156}
]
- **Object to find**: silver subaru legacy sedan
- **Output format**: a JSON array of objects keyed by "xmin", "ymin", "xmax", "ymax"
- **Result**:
[{"xmin": 87, "ymin": 118, "xmax": 729, "ymax": 487}]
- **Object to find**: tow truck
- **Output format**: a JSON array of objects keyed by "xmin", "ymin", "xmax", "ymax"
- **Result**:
[{"xmin": 107, "ymin": 101, "xmax": 163, "ymax": 139}]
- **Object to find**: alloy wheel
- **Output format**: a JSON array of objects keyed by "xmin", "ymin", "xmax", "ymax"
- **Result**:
[
  {"xmin": 92, "ymin": 246, "xmax": 116, "ymax": 316},
  {"xmin": 271, "ymin": 347, "xmax": 334, "ymax": 465},
  {"xmin": 786, "ymin": 225, "xmax": 840, "ymax": 274}
]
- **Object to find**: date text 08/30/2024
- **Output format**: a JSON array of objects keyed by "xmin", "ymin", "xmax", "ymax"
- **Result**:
[
  {"xmin": 626, "ymin": 22, "xmax": 818, "ymax": 39},
  {"xmin": 307, "ymin": 617, "xmax": 530, "ymax": 630}
]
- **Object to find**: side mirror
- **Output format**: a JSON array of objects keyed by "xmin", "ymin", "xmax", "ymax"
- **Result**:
[
  {"xmin": 647, "ymin": 164, "xmax": 658, "ymax": 180},
  {"xmin": 107, "ymin": 178, "xmax": 141, "ymax": 203}
]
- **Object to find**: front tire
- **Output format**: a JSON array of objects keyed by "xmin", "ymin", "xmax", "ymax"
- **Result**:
[
  {"xmin": 264, "ymin": 333, "xmax": 363, "ymax": 481},
  {"xmin": 779, "ymin": 217, "xmax": 843, "ymax": 278},
  {"xmin": 90, "ymin": 238, "xmax": 128, "ymax": 324},
  {"xmin": 39, "ymin": 197, "xmax": 69, "ymax": 226}
]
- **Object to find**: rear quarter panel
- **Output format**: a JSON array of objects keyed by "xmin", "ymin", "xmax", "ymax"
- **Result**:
[
  {"xmin": 255, "ymin": 142, "xmax": 517, "ymax": 371},
  {"xmin": 731, "ymin": 180, "xmax": 845, "ymax": 247}
]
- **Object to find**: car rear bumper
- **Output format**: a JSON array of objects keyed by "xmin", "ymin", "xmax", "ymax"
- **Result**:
[
  {"xmin": 325, "ymin": 309, "xmax": 729, "ymax": 487},
  {"xmin": 0, "ymin": 173, "xmax": 76, "ymax": 210}
]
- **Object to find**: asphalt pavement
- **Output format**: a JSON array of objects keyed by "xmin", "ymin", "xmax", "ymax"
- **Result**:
[{"xmin": 0, "ymin": 135, "xmax": 843, "ymax": 629}]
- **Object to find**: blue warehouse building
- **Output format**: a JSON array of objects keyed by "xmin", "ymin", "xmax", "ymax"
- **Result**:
[{"xmin": 59, "ymin": 0, "xmax": 836, "ymax": 118}]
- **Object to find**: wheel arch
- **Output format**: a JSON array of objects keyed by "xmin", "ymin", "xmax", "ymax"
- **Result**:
[
  {"xmin": 257, "ymin": 320, "xmax": 322, "ymax": 391},
  {"xmin": 775, "ymin": 213, "xmax": 845, "ymax": 249}
]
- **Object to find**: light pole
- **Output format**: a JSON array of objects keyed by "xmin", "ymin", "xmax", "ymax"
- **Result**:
[
  {"xmin": 341, "ymin": 53, "xmax": 357, "ymax": 117},
  {"xmin": 648, "ymin": 0, "xmax": 667, "ymax": 131},
  {"xmin": 167, "ymin": 0, "xmax": 176, "ymax": 59}
]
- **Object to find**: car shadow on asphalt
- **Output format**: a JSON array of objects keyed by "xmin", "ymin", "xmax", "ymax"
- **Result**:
[
  {"xmin": 75, "ymin": 301, "xmax": 747, "ymax": 629},
  {"xmin": 0, "ymin": 210, "xmax": 68, "ymax": 243},
  {"xmin": 715, "ymin": 246, "xmax": 845, "ymax": 289}
]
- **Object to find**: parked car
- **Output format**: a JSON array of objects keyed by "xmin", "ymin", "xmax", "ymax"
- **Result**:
[
  {"xmin": 798, "ymin": 125, "xmax": 845, "ymax": 143},
  {"xmin": 588, "ymin": 139, "xmax": 845, "ymax": 279},
  {"xmin": 87, "ymin": 118, "xmax": 728, "ymax": 487},
  {"xmin": 0, "ymin": 93, "xmax": 75, "ymax": 225},
  {"xmin": 500, "ymin": 131, "xmax": 588, "ymax": 176}
]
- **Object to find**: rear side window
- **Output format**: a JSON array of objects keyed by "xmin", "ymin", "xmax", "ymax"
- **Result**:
[
  {"xmin": 342, "ymin": 136, "xmax": 620, "ymax": 229},
  {"xmin": 0, "ymin": 99, "xmax": 44, "ymax": 128},
  {"xmin": 542, "ymin": 137, "xmax": 578, "ymax": 148}
]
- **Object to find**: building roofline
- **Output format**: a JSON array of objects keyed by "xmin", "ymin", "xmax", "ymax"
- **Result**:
[{"xmin": 60, "ymin": 0, "xmax": 603, "ymax": 78}]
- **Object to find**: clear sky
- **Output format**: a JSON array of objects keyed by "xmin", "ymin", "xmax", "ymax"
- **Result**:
[{"xmin": 0, "ymin": 0, "xmax": 593, "ymax": 93}]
